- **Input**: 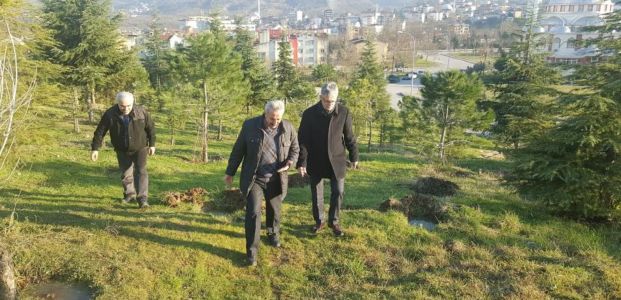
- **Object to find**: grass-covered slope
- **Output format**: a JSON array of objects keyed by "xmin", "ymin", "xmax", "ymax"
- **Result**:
[{"xmin": 1, "ymin": 105, "xmax": 620, "ymax": 299}]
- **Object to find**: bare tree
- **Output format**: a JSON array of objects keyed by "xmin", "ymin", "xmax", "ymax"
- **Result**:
[{"xmin": 0, "ymin": 21, "xmax": 34, "ymax": 161}]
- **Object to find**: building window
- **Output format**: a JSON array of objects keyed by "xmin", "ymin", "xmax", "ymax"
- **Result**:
[
  {"xmin": 567, "ymin": 38, "xmax": 575, "ymax": 48},
  {"xmin": 588, "ymin": 5, "xmax": 593, "ymax": 11},
  {"xmin": 569, "ymin": 5, "xmax": 574, "ymax": 12},
  {"xmin": 595, "ymin": 5, "xmax": 601, "ymax": 11},
  {"xmin": 578, "ymin": 5, "xmax": 584, "ymax": 12},
  {"xmin": 560, "ymin": 5, "xmax": 566, "ymax": 12},
  {"xmin": 553, "ymin": 5, "xmax": 558, "ymax": 12}
]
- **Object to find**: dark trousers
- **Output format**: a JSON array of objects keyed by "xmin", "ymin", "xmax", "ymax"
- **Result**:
[
  {"xmin": 116, "ymin": 147, "xmax": 149, "ymax": 200},
  {"xmin": 245, "ymin": 176, "xmax": 282, "ymax": 260},
  {"xmin": 310, "ymin": 175, "xmax": 344, "ymax": 226}
]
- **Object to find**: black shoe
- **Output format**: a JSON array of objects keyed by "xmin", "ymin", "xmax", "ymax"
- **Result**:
[
  {"xmin": 137, "ymin": 198, "xmax": 150, "ymax": 208},
  {"xmin": 311, "ymin": 223, "xmax": 325, "ymax": 234},
  {"xmin": 329, "ymin": 223, "xmax": 344, "ymax": 237},
  {"xmin": 268, "ymin": 233, "xmax": 281, "ymax": 248},
  {"xmin": 122, "ymin": 194, "xmax": 136, "ymax": 204}
]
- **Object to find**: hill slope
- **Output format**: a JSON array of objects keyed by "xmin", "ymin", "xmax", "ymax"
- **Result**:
[{"xmin": 1, "ymin": 104, "xmax": 620, "ymax": 298}]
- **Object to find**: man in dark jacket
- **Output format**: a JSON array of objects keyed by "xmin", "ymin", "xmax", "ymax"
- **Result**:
[
  {"xmin": 297, "ymin": 82, "xmax": 359, "ymax": 237},
  {"xmin": 91, "ymin": 92, "xmax": 156, "ymax": 208},
  {"xmin": 224, "ymin": 100, "xmax": 299, "ymax": 267}
]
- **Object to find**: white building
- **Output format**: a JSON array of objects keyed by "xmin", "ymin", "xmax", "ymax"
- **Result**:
[
  {"xmin": 539, "ymin": 0, "xmax": 616, "ymax": 64},
  {"xmin": 296, "ymin": 34, "xmax": 328, "ymax": 66}
]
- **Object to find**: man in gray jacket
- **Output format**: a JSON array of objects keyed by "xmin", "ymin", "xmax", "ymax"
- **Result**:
[
  {"xmin": 224, "ymin": 100, "xmax": 299, "ymax": 266},
  {"xmin": 91, "ymin": 92, "xmax": 156, "ymax": 208}
]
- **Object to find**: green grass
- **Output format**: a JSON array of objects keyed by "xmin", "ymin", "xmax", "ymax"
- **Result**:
[{"xmin": 1, "ymin": 104, "xmax": 620, "ymax": 299}]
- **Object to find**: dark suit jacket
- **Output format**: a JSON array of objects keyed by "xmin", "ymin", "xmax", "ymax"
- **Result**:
[
  {"xmin": 91, "ymin": 105, "xmax": 156, "ymax": 152},
  {"xmin": 225, "ymin": 115, "xmax": 299, "ymax": 198},
  {"xmin": 297, "ymin": 102, "xmax": 358, "ymax": 179}
]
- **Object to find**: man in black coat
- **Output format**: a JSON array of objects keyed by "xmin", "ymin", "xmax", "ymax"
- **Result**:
[
  {"xmin": 297, "ymin": 82, "xmax": 359, "ymax": 237},
  {"xmin": 91, "ymin": 92, "xmax": 156, "ymax": 208},
  {"xmin": 225, "ymin": 100, "xmax": 299, "ymax": 266}
]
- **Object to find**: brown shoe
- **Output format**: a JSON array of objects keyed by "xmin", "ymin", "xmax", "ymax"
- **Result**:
[
  {"xmin": 329, "ymin": 223, "xmax": 344, "ymax": 237},
  {"xmin": 311, "ymin": 223, "xmax": 325, "ymax": 234}
]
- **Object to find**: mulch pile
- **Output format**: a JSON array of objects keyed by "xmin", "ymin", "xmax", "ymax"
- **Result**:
[
  {"xmin": 380, "ymin": 193, "xmax": 451, "ymax": 222},
  {"xmin": 411, "ymin": 177, "xmax": 460, "ymax": 197},
  {"xmin": 162, "ymin": 187, "xmax": 207, "ymax": 207},
  {"xmin": 203, "ymin": 189, "xmax": 246, "ymax": 212}
]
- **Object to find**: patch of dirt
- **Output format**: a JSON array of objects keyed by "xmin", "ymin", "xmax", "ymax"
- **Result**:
[
  {"xmin": 288, "ymin": 173, "xmax": 309, "ymax": 188},
  {"xmin": 380, "ymin": 193, "xmax": 452, "ymax": 222},
  {"xmin": 204, "ymin": 189, "xmax": 246, "ymax": 212},
  {"xmin": 444, "ymin": 239, "xmax": 466, "ymax": 254},
  {"xmin": 379, "ymin": 198, "xmax": 404, "ymax": 212},
  {"xmin": 411, "ymin": 177, "xmax": 460, "ymax": 197},
  {"xmin": 161, "ymin": 187, "xmax": 207, "ymax": 207}
]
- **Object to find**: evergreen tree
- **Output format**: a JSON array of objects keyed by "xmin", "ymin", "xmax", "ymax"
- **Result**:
[
  {"xmin": 273, "ymin": 39, "xmax": 296, "ymax": 103},
  {"xmin": 511, "ymin": 10, "xmax": 621, "ymax": 219},
  {"xmin": 344, "ymin": 38, "xmax": 390, "ymax": 151},
  {"xmin": 420, "ymin": 70, "xmax": 484, "ymax": 161},
  {"xmin": 175, "ymin": 20, "xmax": 248, "ymax": 162},
  {"xmin": 142, "ymin": 14, "xmax": 172, "ymax": 111},
  {"xmin": 311, "ymin": 63, "xmax": 337, "ymax": 85},
  {"xmin": 233, "ymin": 27, "xmax": 276, "ymax": 115},
  {"xmin": 41, "ymin": 0, "xmax": 146, "ymax": 122},
  {"xmin": 486, "ymin": 15, "xmax": 561, "ymax": 149}
]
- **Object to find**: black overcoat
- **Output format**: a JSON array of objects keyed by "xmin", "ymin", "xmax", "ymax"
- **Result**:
[{"xmin": 297, "ymin": 102, "xmax": 358, "ymax": 180}]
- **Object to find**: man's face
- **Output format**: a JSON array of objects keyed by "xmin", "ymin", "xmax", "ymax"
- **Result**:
[
  {"xmin": 320, "ymin": 94, "xmax": 337, "ymax": 112},
  {"xmin": 118, "ymin": 98, "xmax": 134, "ymax": 115},
  {"xmin": 265, "ymin": 110, "xmax": 283, "ymax": 129}
]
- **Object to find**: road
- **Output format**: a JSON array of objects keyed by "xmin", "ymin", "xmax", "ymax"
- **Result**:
[{"xmin": 385, "ymin": 53, "xmax": 474, "ymax": 110}]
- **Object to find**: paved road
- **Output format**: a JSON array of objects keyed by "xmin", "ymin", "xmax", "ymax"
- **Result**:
[{"xmin": 385, "ymin": 53, "xmax": 473, "ymax": 110}]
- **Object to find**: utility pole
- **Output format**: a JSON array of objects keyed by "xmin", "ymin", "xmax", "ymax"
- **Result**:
[{"xmin": 411, "ymin": 36, "xmax": 416, "ymax": 96}]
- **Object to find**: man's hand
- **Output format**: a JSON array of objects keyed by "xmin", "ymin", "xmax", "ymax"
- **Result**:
[
  {"xmin": 277, "ymin": 160, "xmax": 293, "ymax": 173},
  {"xmin": 91, "ymin": 151, "xmax": 99, "ymax": 162},
  {"xmin": 224, "ymin": 175, "xmax": 233, "ymax": 188},
  {"xmin": 352, "ymin": 161, "xmax": 359, "ymax": 169},
  {"xmin": 298, "ymin": 166, "xmax": 307, "ymax": 177},
  {"xmin": 148, "ymin": 147, "xmax": 156, "ymax": 156}
]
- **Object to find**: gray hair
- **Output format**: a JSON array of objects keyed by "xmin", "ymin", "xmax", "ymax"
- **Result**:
[
  {"xmin": 321, "ymin": 82, "xmax": 338, "ymax": 101},
  {"xmin": 115, "ymin": 91, "xmax": 135, "ymax": 103},
  {"xmin": 265, "ymin": 100, "xmax": 285, "ymax": 114}
]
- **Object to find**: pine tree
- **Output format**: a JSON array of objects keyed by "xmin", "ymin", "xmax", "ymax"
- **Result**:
[
  {"xmin": 510, "ymin": 10, "xmax": 621, "ymax": 220},
  {"xmin": 420, "ymin": 71, "xmax": 484, "ymax": 161},
  {"xmin": 142, "ymin": 14, "xmax": 172, "ymax": 111},
  {"xmin": 176, "ymin": 20, "xmax": 248, "ymax": 162},
  {"xmin": 41, "ymin": 0, "xmax": 145, "ymax": 123},
  {"xmin": 486, "ymin": 15, "xmax": 561, "ymax": 150},
  {"xmin": 273, "ymin": 38, "xmax": 298, "ymax": 104},
  {"xmin": 344, "ymin": 38, "xmax": 391, "ymax": 151},
  {"xmin": 233, "ymin": 27, "xmax": 276, "ymax": 115}
]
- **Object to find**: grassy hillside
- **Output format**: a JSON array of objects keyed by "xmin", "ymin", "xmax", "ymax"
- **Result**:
[{"xmin": 1, "ymin": 104, "xmax": 620, "ymax": 299}]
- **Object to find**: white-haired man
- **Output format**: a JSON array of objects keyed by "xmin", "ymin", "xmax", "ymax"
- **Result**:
[
  {"xmin": 297, "ymin": 82, "xmax": 359, "ymax": 237},
  {"xmin": 225, "ymin": 100, "xmax": 299, "ymax": 266},
  {"xmin": 91, "ymin": 92, "xmax": 156, "ymax": 208}
]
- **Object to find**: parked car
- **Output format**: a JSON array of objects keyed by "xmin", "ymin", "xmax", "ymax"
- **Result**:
[{"xmin": 387, "ymin": 74, "xmax": 400, "ymax": 83}]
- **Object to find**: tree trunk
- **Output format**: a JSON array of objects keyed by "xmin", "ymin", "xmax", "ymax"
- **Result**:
[
  {"xmin": 88, "ymin": 84, "xmax": 96, "ymax": 123},
  {"xmin": 73, "ymin": 88, "xmax": 80, "ymax": 133},
  {"xmin": 201, "ymin": 80, "xmax": 209, "ymax": 163},
  {"xmin": 439, "ymin": 104, "xmax": 450, "ymax": 161},
  {"xmin": 217, "ymin": 118, "xmax": 223, "ymax": 141},
  {"xmin": 379, "ymin": 122, "xmax": 385, "ymax": 150},
  {"xmin": 367, "ymin": 120, "xmax": 372, "ymax": 152},
  {"xmin": 0, "ymin": 249, "xmax": 16, "ymax": 300}
]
